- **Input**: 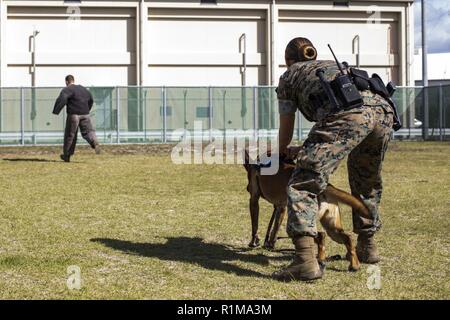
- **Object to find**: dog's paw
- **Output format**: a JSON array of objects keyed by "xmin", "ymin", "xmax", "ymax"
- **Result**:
[
  {"xmin": 248, "ymin": 237, "xmax": 260, "ymax": 248},
  {"xmin": 325, "ymin": 254, "xmax": 343, "ymax": 262},
  {"xmin": 348, "ymin": 264, "xmax": 360, "ymax": 272},
  {"xmin": 263, "ymin": 241, "xmax": 275, "ymax": 251},
  {"xmin": 319, "ymin": 261, "xmax": 326, "ymax": 271}
]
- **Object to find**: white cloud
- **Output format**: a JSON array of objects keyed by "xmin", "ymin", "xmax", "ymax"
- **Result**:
[{"xmin": 415, "ymin": 0, "xmax": 450, "ymax": 53}]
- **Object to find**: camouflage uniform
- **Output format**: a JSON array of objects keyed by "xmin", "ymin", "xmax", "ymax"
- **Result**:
[{"xmin": 276, "ymin": 60, "xmax": 394, "ymax": 238}]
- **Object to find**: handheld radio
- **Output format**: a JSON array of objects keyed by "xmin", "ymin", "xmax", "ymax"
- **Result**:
[{"xmin": 327, "ymin": 44, "xmax": 364, "ymax": 110}]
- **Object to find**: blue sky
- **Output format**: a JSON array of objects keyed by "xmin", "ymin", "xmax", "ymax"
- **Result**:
[{"xmin": 415, "ymin": 0, "xmax": 450, "ymax": 53}]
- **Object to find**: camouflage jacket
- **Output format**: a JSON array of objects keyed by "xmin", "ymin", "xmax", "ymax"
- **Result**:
[{"xmin": 276, "ymin": 60, "xmax": 391, "ymax": 122}]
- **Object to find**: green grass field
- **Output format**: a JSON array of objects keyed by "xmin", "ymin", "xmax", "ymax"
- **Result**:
[{"xmin": 0, "ymin": 142, "xmax": 449, "ymax": 300}]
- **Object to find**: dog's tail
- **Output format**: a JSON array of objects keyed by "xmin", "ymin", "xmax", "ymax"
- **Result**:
[{"xmin": 325, "ymin": 184, "xmax": 371, "ymax": 219}]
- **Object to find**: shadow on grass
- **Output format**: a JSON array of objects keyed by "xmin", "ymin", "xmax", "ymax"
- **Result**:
[
  {"xmin": 2, "ymin": 158, "xmax": 60, "ymax": 163},
  {"xmin": 91, "ymin": 236, "xmax": 291, "ymax": 279},
  {"xmin": 326, "ymin": 266, "xmax": 351, "ymax": 273}
]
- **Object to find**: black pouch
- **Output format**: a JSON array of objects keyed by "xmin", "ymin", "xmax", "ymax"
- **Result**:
[
  {"xmin": 368, "ymin": 74, "xmax": 402, "ymax": 131},
  {"xmin": 350, "ymin": 68, "xmax": 370, "ymax": 91},
  {"xmin": 308, "ymin": 93, "xmax": 327, "ymax": 109},
  {"xmin": 369, "ymin": 74, "xmax": 390, "ymax": 97}
]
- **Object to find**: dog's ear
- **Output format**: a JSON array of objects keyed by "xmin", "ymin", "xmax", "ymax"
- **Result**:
[
  {"xmin": 243, "ymin": 149, "xmax": 250, "ymax": 172},
  {"xmin": 244, "ymin": 149, "xmax": 250, "ymax": 163}
]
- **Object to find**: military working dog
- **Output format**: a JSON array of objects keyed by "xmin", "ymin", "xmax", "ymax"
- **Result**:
[{"xmin": 243, "ymin": 151, "xmax": 372, "ymax": 271}]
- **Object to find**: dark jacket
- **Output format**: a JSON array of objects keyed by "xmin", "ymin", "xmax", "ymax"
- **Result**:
[{"xmin": 53, "ymin": 84, "xmax": 94, "ymax": 115}]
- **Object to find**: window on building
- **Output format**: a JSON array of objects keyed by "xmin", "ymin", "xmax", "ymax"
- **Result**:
[
  {"xmin": 333, "ymin": 0, "xmax": 349, "ymax": 6},
  {"xmin": 196, "ymin": 107, "xmax": 210, "ymax": 118},
  {"xmin": 201, "ymin": 0, "xmax": 218, "ymax": 4},
  {"xmin": 160, "ymin": 106, "xmax": 173, "ymax": 117}
]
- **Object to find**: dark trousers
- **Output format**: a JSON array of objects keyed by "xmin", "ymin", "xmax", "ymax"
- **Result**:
[{"xmin": 64, "ymin": 114, "xmax": 98, "ymax": 156}]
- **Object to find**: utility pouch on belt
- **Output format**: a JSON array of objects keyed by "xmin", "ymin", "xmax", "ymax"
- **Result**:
[
  {"xmin": 349, "ymin": 68, "xmax": 370, "ymax": 91},
  {"xmin": 350, "ymin": 69, "xmax": 402, "ymax": 131},
  {"xmin": 368, "ymin": 74, "xmax": 391, "ymax": 97},
  {"xmin": 311, "ymin": 44, "xmax": 402, "ymax": 131}
]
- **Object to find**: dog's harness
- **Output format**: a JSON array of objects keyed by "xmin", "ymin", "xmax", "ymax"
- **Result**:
[{"xmin": 253, "ymin": 155, "xmax": 295, "ymax": 174}]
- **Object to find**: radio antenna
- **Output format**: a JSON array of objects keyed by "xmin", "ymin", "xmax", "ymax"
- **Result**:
[{"xmin": 328, "ymin": 44, "xmax": 345, "ymax": 75}]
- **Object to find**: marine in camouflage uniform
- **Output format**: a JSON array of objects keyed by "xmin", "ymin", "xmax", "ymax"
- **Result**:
[{"xmin": 277, "ymin": 60, "xmax": 394, "ymax": 240}]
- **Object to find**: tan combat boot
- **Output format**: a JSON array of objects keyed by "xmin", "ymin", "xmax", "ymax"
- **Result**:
[
  {"xmin": 272, "ymin": 236, "xmax": 324, "ymax": 282},
  {"xmin": 356, "ymin": 234, "xmax": 380, "ymax": 264}
]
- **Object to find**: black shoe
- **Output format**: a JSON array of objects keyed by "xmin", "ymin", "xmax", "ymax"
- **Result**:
[{"xmin": 60, "ymin": 154, "xmax": 70, "ymax": 162}]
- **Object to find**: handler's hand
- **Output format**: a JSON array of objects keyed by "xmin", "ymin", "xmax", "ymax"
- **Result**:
[{"xmin": 285, "ymin": 146, "xmax": 301, "ymax": 160}]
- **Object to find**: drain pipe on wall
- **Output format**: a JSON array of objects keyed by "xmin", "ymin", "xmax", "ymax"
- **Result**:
[
  {"xmin": 239, "ymin": 33, "xmax": 247, "ymax": 86},
  {"xmin": 133, "ymin": 0, "xmax": 145, "ymax": 131},
  {"xmin": 270, "ymin": 0, "xmax": 277, "ymax": 85},
  {"xmin": 352, "ymin": 35, "xmax": 360, "ymax": 68},
  {"xmin": 139, "ymin": 0, "xmax": 144, "ymax": 86},
  {"xmin": 0, "ymin": 0, "xmax": 3, "ymax": 88},
  {"xmin": 0, "ymin": 0, "xmax": 2, "ymax": 132},
  {"xmin": 405, "ymin": 1, "xmax": 411, "ymax": 86},
  {"xmin": 421, "ymin": 0, "xmax": 429, "ymax": 140}
]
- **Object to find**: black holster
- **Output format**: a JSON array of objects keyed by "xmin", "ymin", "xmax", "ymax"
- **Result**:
[{"xmin": 350, "ymin": 69, "xmax": 402, "ymax": 131}]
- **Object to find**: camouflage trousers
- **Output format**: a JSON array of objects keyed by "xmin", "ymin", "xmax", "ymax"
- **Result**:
[{"xmin": 287, "ymin": 105, "xmax": 394, "ymax": 238}]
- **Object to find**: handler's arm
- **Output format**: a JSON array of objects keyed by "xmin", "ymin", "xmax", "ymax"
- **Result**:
[
  {"xmin": 276, "ymin": 75, "xmax": 297, "ymax": 156},
  {"xmin": 277, "ymin": 96, "xmax": 297, "ymax": 155},
  {"xmin": 278, "ymin": 113, "xmax": 296, "ymax": 156},
  {"xmin": 52, "ymin": 88, "xmax": 71, "ymax": 115}
]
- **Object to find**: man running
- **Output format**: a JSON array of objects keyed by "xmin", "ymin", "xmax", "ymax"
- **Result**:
[{"xmin": 53, "ymin": 75, "xmax": 101, "ymax": 162}]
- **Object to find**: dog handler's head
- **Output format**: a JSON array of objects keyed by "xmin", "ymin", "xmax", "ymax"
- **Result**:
[
  {"xmin": 65, "ymin": 75, "xmax": 75, "ymax": 87},
  {"xmin": 285, "ymin": 37, "xmax": 318, "ymax": 67}
]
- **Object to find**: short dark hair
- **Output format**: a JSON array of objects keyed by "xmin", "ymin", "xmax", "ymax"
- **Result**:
[{"xmin": 65, "ymin": 75, "xmax": 75, "ymax": 83}]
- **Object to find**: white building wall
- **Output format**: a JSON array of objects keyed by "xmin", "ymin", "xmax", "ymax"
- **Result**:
[
  {"xmin": 277, "ymin": 9, "xmax": 400, "ymax": 83},
  {"xmin": 146, "ymin": 8, "xmax": 267, "ymax": 86},
  {"xmin": 1, "ymin": 1, "xmax": 138, "ymax": 87},
  {"xmin": 0, "ymin": 0, "xmax": 415, "ymax": 87},
  {"xmin": 415, "ymin": 49, "xmax": 450, "ymax": 84}
]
